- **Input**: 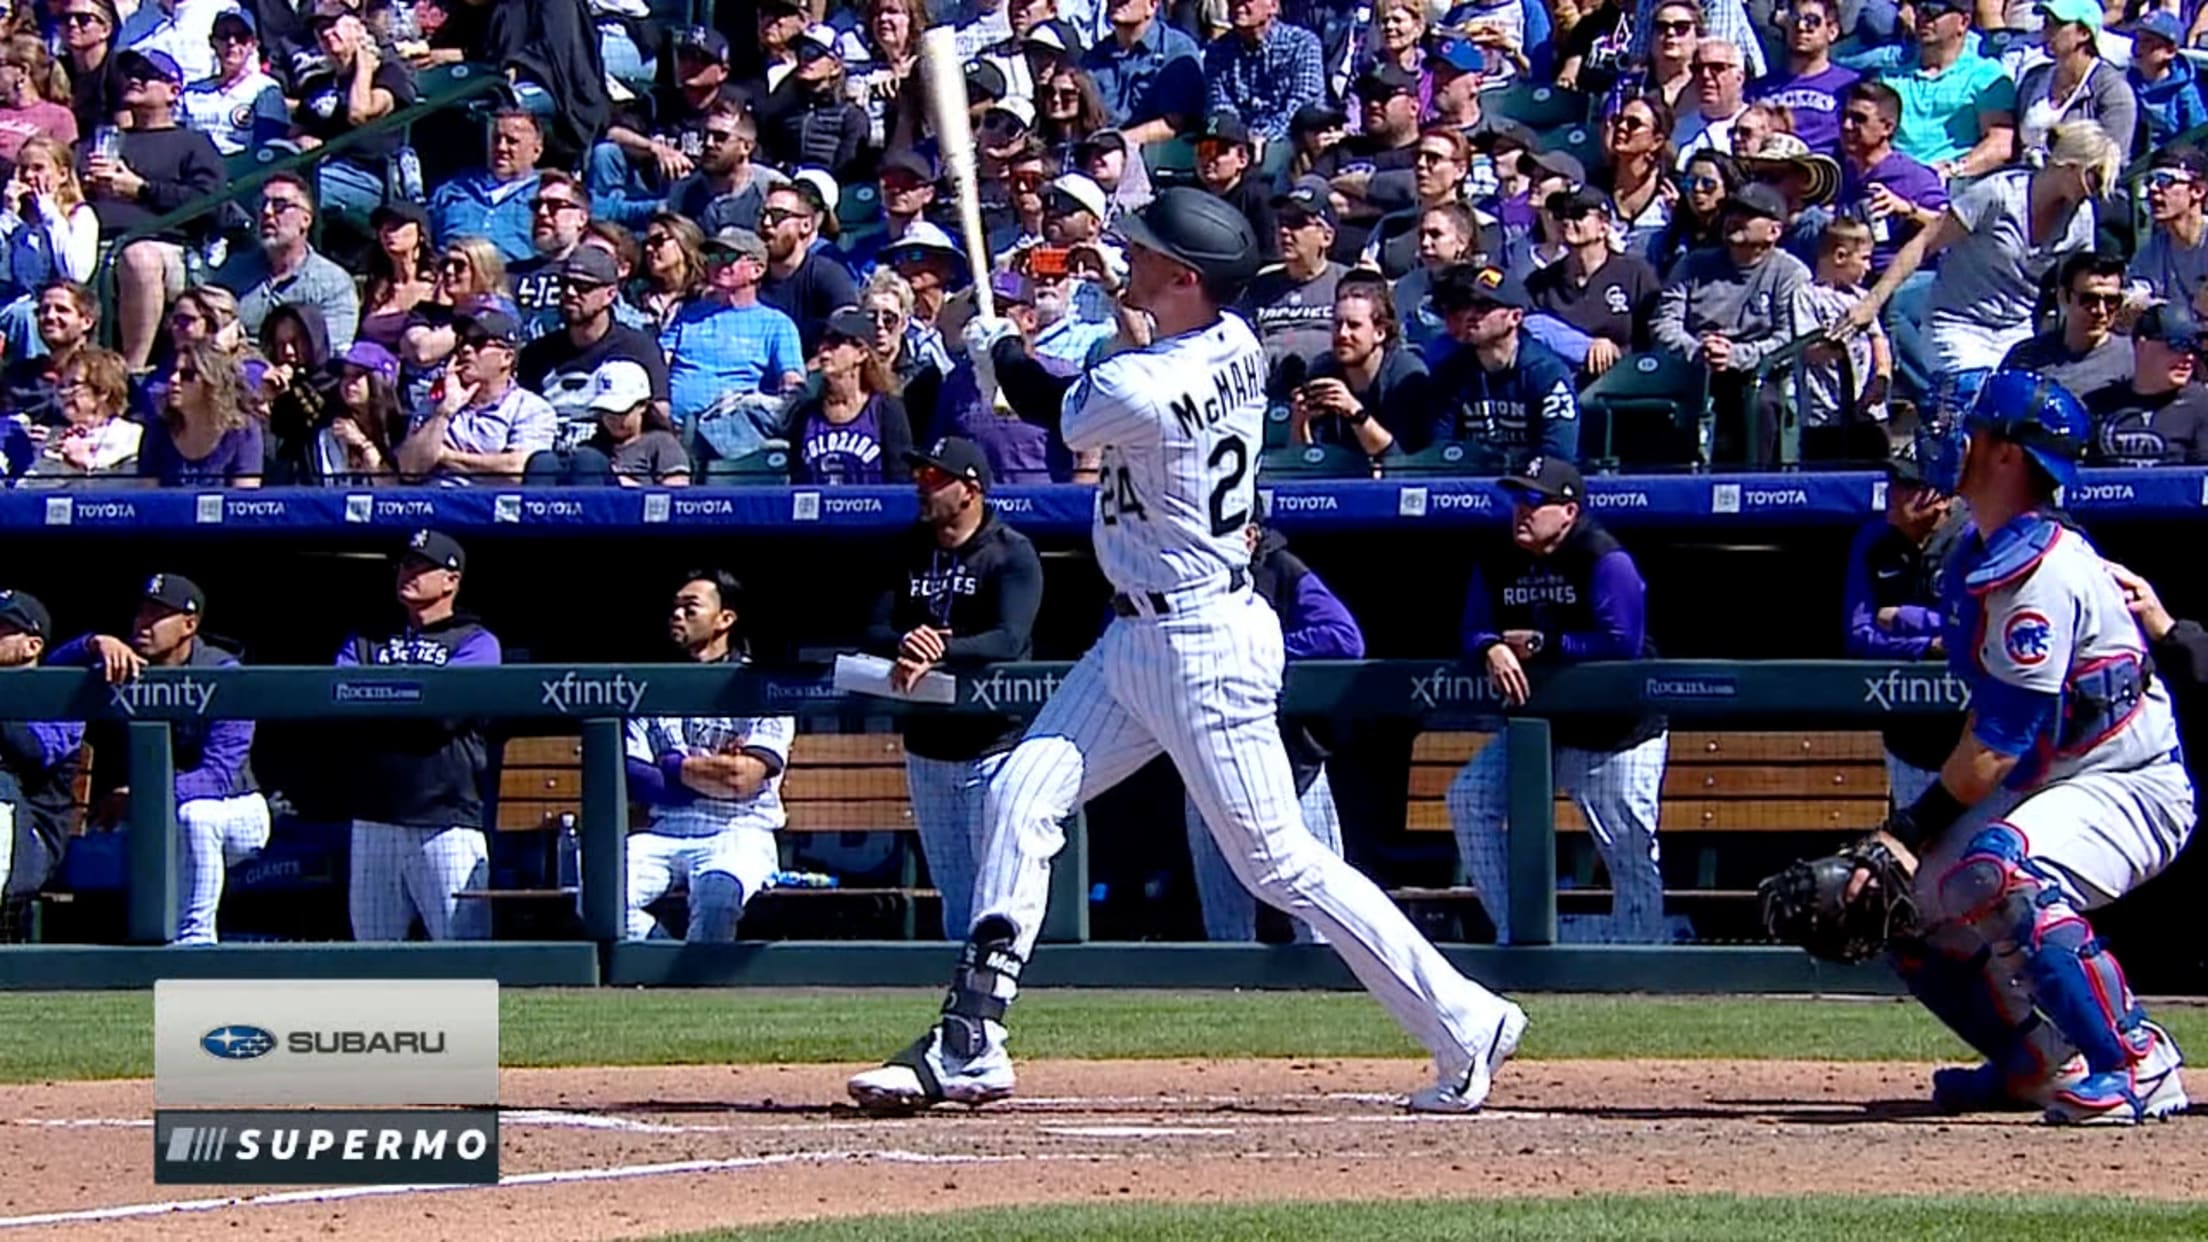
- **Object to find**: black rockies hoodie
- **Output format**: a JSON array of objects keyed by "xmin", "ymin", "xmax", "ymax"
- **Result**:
[
  {"xmin": 865, "ymin": 511, "xmax": 1044, "ymax": 761},
  {"xmin": 335, "ymin": 613, "xmax": 503, "ymax": 828}
]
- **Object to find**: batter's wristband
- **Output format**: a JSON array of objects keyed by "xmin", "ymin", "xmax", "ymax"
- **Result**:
[{"xmin": 1892, "ymin": 781, "xmax": 1967, "ymax": 851}]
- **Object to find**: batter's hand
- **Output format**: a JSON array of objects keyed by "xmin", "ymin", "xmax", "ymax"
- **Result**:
[
  {"xmin": 900, "ymin": 626, "xmax": 949, "ymax": 663},
  {"xmin": 2108, "ymin": 562, "xmax": 2177, "ymax": 642},
  {"xmin": 1485, "ymin": 643, "xmax": 1530, "ymax": 707},
  {"xmin": 87, "ymin": 634, "xmax": 145, "ymax": 684}
]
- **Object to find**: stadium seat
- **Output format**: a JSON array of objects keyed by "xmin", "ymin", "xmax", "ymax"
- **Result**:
[
  {"xmin": 1538, "ymin": 121, "xmax": 1603, "ymax": 178},
  {"xmin": 1260, "ymin": 442, "xmax": 1374, "ymax": 479},
  {"xmin": 1143, "ymin": 137, "xmax": 1197, "ymax": 188},
  {"xmin": 702, "ymin": 442, "xmax": 793, "ymax": 484},
  {"xmin": 1578, "ymin": 350, "xmax": 1712, "ymax": 472},
  {"xmin": 838, "ymin": 181, "xmax": 884, "ymax": 233},
  {"xmin": 1384, "ymin": 440, "xmax": 1503, "ymax": 477},
  {"xmin": 1263, "ymin": 402, "xmax": 1293, "ymax": 449},
  {"xmin": 1481, "ymin": 82, "xmax": 1590, "ymax": 132}
]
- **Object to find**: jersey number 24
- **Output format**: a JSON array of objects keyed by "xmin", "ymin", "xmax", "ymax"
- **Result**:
[{"xmin": 1098, "ymin": 435, "xmax": 1250, "ymax": 537}]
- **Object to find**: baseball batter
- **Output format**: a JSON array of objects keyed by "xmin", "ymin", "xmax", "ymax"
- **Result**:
[
  {"xmin": 338, "ymin": 530, "xmax": 500, "ymax": 942},
  {"xmin": 52, "ymin": 575, "xmax": 269, "ymax": 945},
  {"xmin": 850, "ymin": 188, "xmax": 1525, "ymax": 1115},
  {"xmin": 624, "ymin": 571, "xmax": 794, "ymax": 940},
  {"xmin": 1868, "ymin": 372, "xmax": 2192, "ymax": 1124}
]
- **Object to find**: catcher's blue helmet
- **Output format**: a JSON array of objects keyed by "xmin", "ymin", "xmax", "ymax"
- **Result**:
[{"xmin": 1917, "ymin": 368, "xmax": 2088, "ymax": 494}]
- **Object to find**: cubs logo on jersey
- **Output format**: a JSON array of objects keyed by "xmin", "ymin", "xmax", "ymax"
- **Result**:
[{"xmin": 2004, "ymin": 610, "xmax": 2053, "ymax": 667}]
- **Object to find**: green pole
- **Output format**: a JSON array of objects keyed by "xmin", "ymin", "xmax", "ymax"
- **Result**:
[
  {"xmin": 126, "ymin": 722, "xmax": 177, "ymax": 945},
  {"xmin": 579, "ymin": 720, "xmax": 627, "ymax": 944},
  {"xmin": 1504, "ymin": 717, "xmax": 1557, "ymax": 947}
]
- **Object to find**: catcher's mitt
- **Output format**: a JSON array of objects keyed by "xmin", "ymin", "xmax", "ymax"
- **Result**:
[{"xmin": 1757, "ymin": 836, "xmax": 1919, "ymax": 964}]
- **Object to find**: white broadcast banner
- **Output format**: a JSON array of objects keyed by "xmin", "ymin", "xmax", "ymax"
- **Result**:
[{"xmin": 154, "ymin": 980, "xmax": 499, "ymax": 1107}]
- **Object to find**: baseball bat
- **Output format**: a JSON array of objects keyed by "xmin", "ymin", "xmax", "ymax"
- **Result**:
[{"xmin": 918, "ymin": 27, "xmax": 994, "ymax": 320}]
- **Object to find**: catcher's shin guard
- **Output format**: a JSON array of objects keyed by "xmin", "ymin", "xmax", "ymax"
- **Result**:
[
  {"xmin": 1892, "ymin": 936, "xmax": 2069, "ymax": 1069},
  {"xmin": 1939, "ymin": 824, "xmax": 2150, "ymax": 1075}
]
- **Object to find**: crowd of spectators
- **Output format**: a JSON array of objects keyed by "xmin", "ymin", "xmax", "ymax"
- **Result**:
[{"xmin": 0, "ymin": 0, "xmax": 2199, "ymax": 492}]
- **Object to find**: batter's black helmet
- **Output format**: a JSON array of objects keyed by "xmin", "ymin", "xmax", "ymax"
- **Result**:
[{"xmin": 1115, "ymin": 187, "xmax": 1261, "ymax": 297}]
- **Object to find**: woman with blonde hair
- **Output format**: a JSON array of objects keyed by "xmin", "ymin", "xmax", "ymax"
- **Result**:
[
  {"xmin": 0, "ymin": 34, "xmax": 74, "ymax": 159},
  {"xmin": 18, "ymin": 344, "xmax": 138, "ymax": 485},
  {"xmin": 141, "ymin": 342, "xmax": 265, "ymax": 487},
  {"xmin": 0, "ymin": 134, "xmax": 93, "ymax": 358},
  {"xmin": 1840, "ymin": 120, "xmax": 2118, "ymax": 381},
  {"xmin": 857, "ymin": 267, "xmax": 928, "ymax": 388}
]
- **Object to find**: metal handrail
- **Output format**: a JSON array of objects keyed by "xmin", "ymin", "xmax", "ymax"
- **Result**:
[{"xmin": 95, "ymin": 62, "xmax": 515, "ymax": 338}]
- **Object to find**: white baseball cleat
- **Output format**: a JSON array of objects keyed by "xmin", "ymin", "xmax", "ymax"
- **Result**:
[
  {"xmin": 1406, "ymin": 1002, "xmax": 1527, "ymax": 1114},
  {"xmin": 2043, "ymin": 1022, "xmax": 2188, "ymax": 1127},
  {"xmin": 847, "ymin": 1021, "xmax": 1017, "ymax": 1114}
]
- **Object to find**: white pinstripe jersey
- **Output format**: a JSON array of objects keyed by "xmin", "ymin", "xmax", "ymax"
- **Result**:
[
  {"xmin": 1064, "ymin": 312, "xmax": 1268, "ymax": 595},
  {"xmin": 624, "ymin": 715, "xmax": 795, "ymax": 837}
]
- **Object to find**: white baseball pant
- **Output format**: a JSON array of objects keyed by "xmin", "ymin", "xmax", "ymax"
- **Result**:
[
  {"xmin": 907, "ymin": 751, "xmax": 1010, "ymax": 940},
  {"xmin": 1183, "ymin": 765, "xmax": 1344, "ymax": 943},
  {"xmin": 625, "ymin": 826, "xmax": 779, "ymax": 940},
  {"xmin": 973, "ymin": 590, "xmax": 1515, "ymax": 1074},
  {"xmin": 1885, "ymin": 752, "xmax": 1942, "ymax": 809},
  {"xmin": 1446, "ymin": 731, "xmax": 1669, "ymax": 944},
  {"xmin": 175, "ymin": 792, "xmax": 271, "ymax": 944},
  {"xmin": 348, "ymin": 821, "xmax": 490, "ymax": 941}
]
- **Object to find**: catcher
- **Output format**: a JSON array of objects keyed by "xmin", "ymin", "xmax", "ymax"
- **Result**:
[{"xmin": 1760, "ymin": 371, "xmax": 2193, "ymax": 1125}]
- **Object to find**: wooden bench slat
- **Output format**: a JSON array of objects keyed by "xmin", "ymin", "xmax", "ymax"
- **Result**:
[
  {"xmin": 1406, "ymin": 798, "xmax": 1881, "ymax": 834},
  {"xmin": 500, "ymin": 769, "xmax": 581, "ymax": 799},
  {"xmin": 789, "ymin": 801, "xmax": 914, "ymax": 831},
  {"xmin": 789, "ymin": 735, "xmax": 907, "ymax": 764},
  {"xmin": 1409, "ymin": 730, "xmax": 1886, "ymax": 765},
  {"xmin": 503, "ymin": 736, "xmax": 581, "ymax": 766},
  {"xmin": 784, "ymin": 767, "xmax": 909, "ymax": 800},
  {"xmin": 1404, "ymin": 763, "xmax": 1887, "ymax": 800}
]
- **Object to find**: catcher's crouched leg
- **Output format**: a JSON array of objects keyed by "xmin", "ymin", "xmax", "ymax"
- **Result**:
[
  {"xmin": 1891, "ymin": 934, "xmax": 2079, "ymax": 1113},
  {"xmin": 1936, "ymin": 823, "xmax": 2184, "ymax": 1124}
]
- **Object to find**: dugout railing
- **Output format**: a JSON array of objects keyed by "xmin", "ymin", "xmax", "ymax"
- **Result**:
[{"xmin": 0, "ymin": 659, "xmax": 1950, "ymax": 993}]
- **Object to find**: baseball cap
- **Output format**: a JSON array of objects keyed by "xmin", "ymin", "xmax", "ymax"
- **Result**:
[
  {"xmin": 1023, "ymin": 18, "xmax": 1083, "ymax": 54},
  {"xmin": 116, "ymin": 48, "xmax": 183, "ymax": 86},
  {"xmin": 1353, "ymin": 63, "xmax": 1420, "ymax": 101},
  {"xmin": 1725, "ymin": 182, "xmax": 1791, "ymax": 220},
  {"xmin": 2037, "ymin": 0, "xmax": 2101, "ymax": 27},
  {"xmin": 585, "ymin": 359, "xmax": 655, "ymax": 412},
  {"xmin": 986, "ymin": 95, "xmax": 1036, "ymax": 131},
  {"xmin": 142, "ymin": 573, "xmax": 205, "ymax": 617},
  {"xmin": 1199, "ymin": 111, "xmax": 1251, "ymax": 148},
  {"xmin": 882, "ymin": 148, "xmax": 937, "ymax": 182},
  {"xmin": 1499, "ymin": 455, "xmax": 1584, "ymax": 503},
  {"xmin": 561, "ymin": 246, "xmax": 621, "ymax": 288},
  {"xmin": 676, "ymin": 24, "xmax": 730, "ymax": 61},
  {"xmin": 1883, "ymin": 451, "xmax": 1929, "ymax": 486},
  {"xmin": 1433, "ymin": 263, "xmax": 1531, "ymax": 313},
  {"xmin": 1915, "ymin": 0, "xmax": 1970, "ymax": 17},
  {"xmin": 0, "ymin": 589, "xmax": 50, "ymax": 639},
  {"xmin": 212, "ymin": 5, "xmax": 255, "ymax": 35},
  {"xmin": 821, "ymin": 306, "xmax": 877, "ymax": 343},
  {"xmin": 904, "ymin": 436, "xmax": 994, "ymax": 492},
  {"xmin": 792, "ymin": 167, "xmax": 841, "ymax": 217},
  {"xmin": 965, "ymin": 59, "xmax": 1007, "ymax": 102},
  {"xmin": 401, "ymin": 529, "xmax": 466, "ymax": 573},
  {"xmin": 990, "ymin": 268, "xmax": 1035, "ymax": 305},
  {"xmin": 1546, "ymin": 185, "xmax": 1613, "ymax": 218},
  {"xmin": 2149, "ymin": 144, "xmax": 2208, "ymax": 179},
  {"xmin": 1469, "ymin": 114, "xmax": 1539, "ymax": 151},
  {"xmin": 458, "ymin": 308, "xmax": 523, "ymax": 348},
  {"xmin": 2136, "ymin": 302, "xmax": 2203, "ymax": 350},
  {"xmin": 369, "ymin": 199, "xmax": 429, "ymax": 233},
  {"xmin": 1289, "ymin": 103, "xmax": 1347, "ymax": 136},
  {"xmin": 703, "ymin": 225, "xmax": 769, "ymax": 263},
  {"xmin": 2137, "ymin": 10, "xmax": 2184, "ymax": 43},
  {"xmin": 1272, "ymin": 178, "xmax": 1339, "ymax": 229},
  {"xmin": 882, "ymin": 220, "xmax": 964, "ymax": 266},
  {"xmin": 796, "ymin": 23, "xmax": 841, "ymax": 60},
  {"xmin": 339, "ymin": 339, "xmax": 399, "ymax": 382},
  {"xmin": 1075, "ymin": 129, "xmax": 1129, "ymax": 165},
  {"xmin": 1046, "ymin": 172, "xmax": 1108, "ymax": 220},
  {"xmin": 1522, "ymin": 148, "xmax": 1586, "ymax": 186},
  {"xmin": 1427, "ymin": 34, "xmax": 1487, "ymax": 73}
]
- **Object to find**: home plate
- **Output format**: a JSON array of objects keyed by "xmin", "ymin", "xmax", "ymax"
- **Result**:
[{"xmin": 1039, "ymin": 1125, "xmax": 1239, "ymax": 1139}]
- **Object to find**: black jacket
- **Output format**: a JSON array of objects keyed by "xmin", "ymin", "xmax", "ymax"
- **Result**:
[
  {"xmin": 483, "ymin": 0, "xmax": 609, "ymax": 165},
  {"xmin": 1478, "ymin": 516, "xmax": 1664, "ymax": 752},
  {"xmin": 756, "ymin": 75, "xmax": 869, "ymax": 181},
  {"xmin": 865, "ymin": 511, "xmax": 1044, "ymax": 761},
  {"xmin": 337, "ymin": 613, "xmax": 501, "ymax": 828}
]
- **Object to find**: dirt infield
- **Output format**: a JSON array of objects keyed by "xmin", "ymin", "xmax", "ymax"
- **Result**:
[{"xmin": 4, "ymin": 1060, "xmax": 2207, "ymax": 1239}]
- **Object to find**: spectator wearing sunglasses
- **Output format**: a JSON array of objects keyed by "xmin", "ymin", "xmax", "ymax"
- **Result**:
[
  {"xmin": 2127, "ymin": 146, "xmax": 2208, "ymax": 314},
  {"xmin": 1629, "ymin": 0, "xmax": 1764, "ymax": 78},
  {"xmin": 1998, "ymin": 251, "xmax": 2133, "ymax": 400},
  {"xmin": 2084, "ymin": 302, "xmax": 2208, "ymax": 467},
  {"xmin": 289, "ymin": 2, "xmax": 417, "ymax": 226},
  {"xmin": 759, "ymin": 177, "xmax": 860, "ymax": 355},
  {"xmin": 756, "ymin": 24, "xmax": 869, "ymax": 182},
  {"xmin": 1881, "ymin": 0, "xmax": 2013, "ymax": 182},
  {"xmin": 1192, "ymin": 111, "xmax": 1280, "ymax": 260},
  {"xmin": 507, "ymin": 170, "xmax": 593, "ymax": 340},
  {"xmin": 225, "ymin": 170, "xmax": 360, "ymax": 353},
  {"xmin": 1744, "ymin": 0, "xmax": 1856, "ymax": 156},
  {"xmin": 1674, "ymin": 38, "xmax": 1750, "ymax": 165}
]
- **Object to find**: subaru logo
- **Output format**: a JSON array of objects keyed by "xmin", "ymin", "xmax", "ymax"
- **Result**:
[{"xmin": 201, "ymin": 1025, "xmax": 276, "ymax": 1060}]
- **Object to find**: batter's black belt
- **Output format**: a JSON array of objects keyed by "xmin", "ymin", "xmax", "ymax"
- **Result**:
[{"xmin": 1111, "ymin": 568, "xmax": 1249, "ymax": 618}]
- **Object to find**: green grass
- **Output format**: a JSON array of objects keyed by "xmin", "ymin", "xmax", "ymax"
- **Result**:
[
  {"xmin": 668, "ymin": 1196, "xmax": 2208, "ymax": 1241},
  {"xmin": 8, "ymin": 988, "xmax": 2207, "ymax": 1083}
]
